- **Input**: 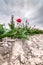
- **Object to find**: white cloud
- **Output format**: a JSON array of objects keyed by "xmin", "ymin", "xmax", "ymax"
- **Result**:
[{"xmin": 0, "ymin": 0, "xmax": 43, "ymax": 29}]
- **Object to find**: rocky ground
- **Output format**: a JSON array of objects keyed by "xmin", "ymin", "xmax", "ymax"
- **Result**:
[{"xmin": 0, "ymin": 34, "xmax": 43, "ymax": 65}]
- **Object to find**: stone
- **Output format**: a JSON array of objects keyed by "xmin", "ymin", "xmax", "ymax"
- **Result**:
[{"xmin": 0, "ymin": 34, "xmax": 43, "ymax": 65}]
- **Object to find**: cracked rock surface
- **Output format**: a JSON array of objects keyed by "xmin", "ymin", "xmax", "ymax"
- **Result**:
[{"xmin": 0, "ymin": 34, "xmax": 43, "ymax": 65}]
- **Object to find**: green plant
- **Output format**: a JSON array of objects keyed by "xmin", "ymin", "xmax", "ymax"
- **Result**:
[
  {"xmin": 0, "ymin": 24, "xmax": 5, "ymax": 41},
  {"xmin": 0, "ymin": 23, "xmax": 43, "ymax": 40},
  {"xmin": 0, "ymin": 24, "xmax": 5, "ymax": 35},
  {"xmin": 9, "ymin": 24, "xmax": 14, "ymax": 30}
]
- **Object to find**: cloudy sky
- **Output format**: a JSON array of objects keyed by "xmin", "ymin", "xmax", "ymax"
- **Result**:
[{"xmin": 0, "ymin": 0, "xmax": 43, "ymax": 29}]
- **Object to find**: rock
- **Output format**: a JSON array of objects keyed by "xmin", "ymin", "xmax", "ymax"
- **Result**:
[
  {"xmin": 0, "ymin": 34, "xmax": 43, "ymax": 65},
  {"xmin": 2, "ymin": 62, "xmax": 8, "ymax": 65}
]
